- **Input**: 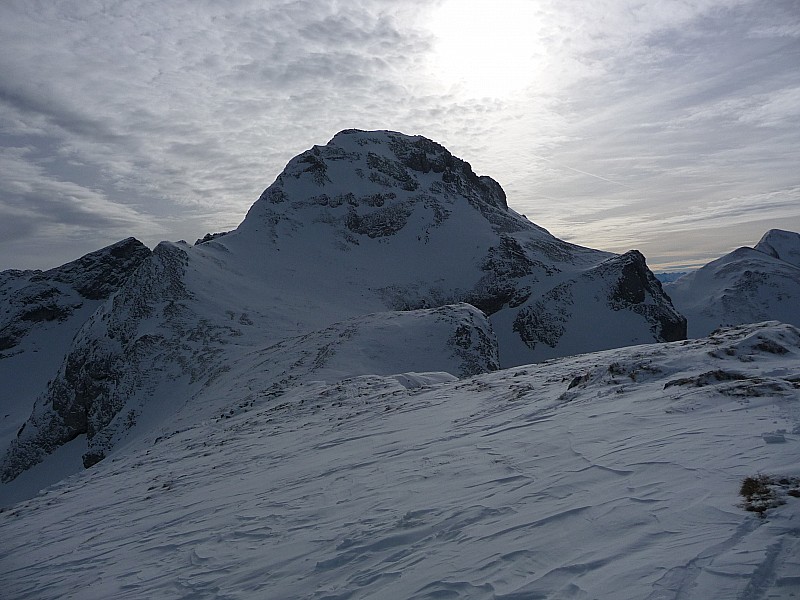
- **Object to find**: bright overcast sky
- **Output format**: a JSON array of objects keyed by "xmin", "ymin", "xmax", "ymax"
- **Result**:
[{"xmin": 1, "ymin": 0, "xmax": 798, "ymax": 271}]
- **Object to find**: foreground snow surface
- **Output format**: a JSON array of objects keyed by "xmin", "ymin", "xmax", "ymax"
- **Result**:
[{"xmin": 2, "ymin": 323, "xmax": 800, "ymax": 599}]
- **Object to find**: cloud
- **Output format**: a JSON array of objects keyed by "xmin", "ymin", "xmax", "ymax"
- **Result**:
[
  {"xmin": 0, "ymin": 0, "xmax": 798, "ymax": 271},
  {"xmin": 501, "ymin": 1, "xmax": 800, "ymax": 264},
  {"xmin": 0, "ymin": 146, "xmax": 154, "ymax": 239}
]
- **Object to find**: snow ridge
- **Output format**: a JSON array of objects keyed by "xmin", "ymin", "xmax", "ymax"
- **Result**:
[{"xmin": 755, "ymin": 229, "xmax": 800, "ymax": 268}]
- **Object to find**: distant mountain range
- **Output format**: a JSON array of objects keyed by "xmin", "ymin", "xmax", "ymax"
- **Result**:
[{"xmin": 654, "ymin": 271, "xmax": 689, "ymax": 284}]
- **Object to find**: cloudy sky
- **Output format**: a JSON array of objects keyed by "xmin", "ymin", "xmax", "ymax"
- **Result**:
[{"xmin": 1, "ymin": 0, "xmax": 798, "ymax": 271}]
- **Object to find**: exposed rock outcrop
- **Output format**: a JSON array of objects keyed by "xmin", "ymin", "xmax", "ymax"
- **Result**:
[{"xmin": 0, "ymin": 238, "xmax": 151, "ymax": 354}]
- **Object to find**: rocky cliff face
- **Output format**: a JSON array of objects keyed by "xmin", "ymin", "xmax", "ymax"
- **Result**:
[
  {"xmin": 512, "ymin": 250, "xmax": 686, "ymax": 354},
  {"xmin": 0, "ymin": 238, "xmax": 151, "ymax": 354},
  {"xmin": 1, "ymin": 130, "xmax": 686, "ymax": 483},
  {"xmin": 665, "ymin": 229, "xmax": 800, "ymax": 337},
  {"xmin": 0, "ymin": 238, "xmax": 151, "ymax": 460}
]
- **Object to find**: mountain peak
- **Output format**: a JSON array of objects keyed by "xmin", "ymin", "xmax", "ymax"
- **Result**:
[
  {"xmin": 326, "ymin": 129, "xmax": 507, "ymax": 211},
  {"xmin": 0, "ymin": 237, "xmax": 151, "ymax": 354},
  {"xmin": 754, "ymin": 228, "xmax": 800, "ymax": 268},
  {"xmin": 46, "ymin": 237, "xmax": 151, "ymax": 300},
  {"xmin": 238, "ymin": 130, "xmax": 512, "ymax": 243}
]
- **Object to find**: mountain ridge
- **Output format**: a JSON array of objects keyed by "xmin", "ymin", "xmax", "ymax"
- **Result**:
[
  {"xmin": 1, "ymin": 132, "xmax": 799, "ymax": 599},
  {"xmin": 0, "ymin": 238, "xmax": 151, "ymax": 459},
  {"xmin": 2, "ymin": 129, "xmax": 685, "ymax": 485},
  {"xmin": 754, "ymin": 228, "xmax": 800, "ymax": 268}
]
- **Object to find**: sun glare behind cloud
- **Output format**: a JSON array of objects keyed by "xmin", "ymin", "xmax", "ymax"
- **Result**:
[{"xmin": 427, "ymin": 0, "xmax": 545, "ymax": 99}]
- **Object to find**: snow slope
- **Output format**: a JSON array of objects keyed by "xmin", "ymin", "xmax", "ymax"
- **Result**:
[
  {"xmin": 665, "ymin": 229, "xmax": 800, "ymax": 337},
  {"xmin": 1, "ymin": 129, "xmax": 685, "ymax": 486},
  {"xmin": 1, "ymin": 322, "xmax": 798, "ymax": 599}
]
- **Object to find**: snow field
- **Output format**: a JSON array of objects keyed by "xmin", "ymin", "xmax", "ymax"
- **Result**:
[{"xmin": 1, "ymin": 323, "xmax": 798, "ymax": 599}]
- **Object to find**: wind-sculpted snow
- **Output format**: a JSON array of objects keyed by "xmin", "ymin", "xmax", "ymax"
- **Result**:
[
  {"xmin": 1, "ymin": 322, "xmax": 798, "ymax": 599},
  {"xmin": 666, "ymin": 229, "xmax": 800, "ymax": 337}
]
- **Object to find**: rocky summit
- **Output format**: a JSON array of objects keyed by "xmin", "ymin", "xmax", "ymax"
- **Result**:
[{"xmin": 233, "ymin": 129, "xmax": 686, "ymax": 362}]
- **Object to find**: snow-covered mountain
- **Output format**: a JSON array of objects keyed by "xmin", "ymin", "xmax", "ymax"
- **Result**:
[
  {"xmin": 1, "ymin": 129, "xmax": 685, "ymax": 485},
  {"xmin": 1, "ymin": 321, "xmax": 798, "ymax": 599},
  {"xmin": 2, "ymin": 131, "xmax": 800, "ymax": 598},
  {"xmin": 0, "ymin": 238, "xmax": 151, "ymax": 454},
  {"xmin": 665, "ymin": 229, "xmax": 800, "ymax": 337},
  {"xmin": 755, "ymin": 228, "xmax": 800, "ymax": 268}
]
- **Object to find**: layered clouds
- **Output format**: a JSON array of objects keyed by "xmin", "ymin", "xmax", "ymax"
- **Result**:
[{"xmin": 0, "ymin": 0, "xmax": 798, "ymax": 269}]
